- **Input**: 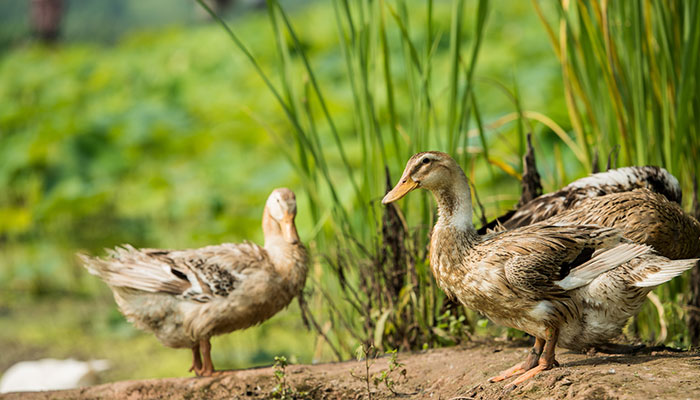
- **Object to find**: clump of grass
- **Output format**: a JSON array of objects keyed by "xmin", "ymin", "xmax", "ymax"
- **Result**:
[{"xmin": 196, "ymin": 0, "xmax": 494, "ymax": 356}]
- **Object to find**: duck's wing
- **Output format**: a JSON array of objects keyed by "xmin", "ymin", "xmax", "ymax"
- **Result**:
[
  {"xmin": 483, "ymin": 224, "xmax": 652, "ymax": 298},
  {"xmin": 79, "ymin": 242, "xmax": 270, "ymax": 302},
  {"xmin": 477, "ymin": 166, "xmax": 681, "ymax": 234},
  {"xmin": 156, "ymin": 242, "xmax": 270, "ymax": 301}
]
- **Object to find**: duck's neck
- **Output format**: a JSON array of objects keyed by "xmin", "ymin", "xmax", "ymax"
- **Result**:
[
  {"xmin": 262, "ymin": 214, "xmax": 309, "ymax": 294},
  {"xmin": 265, "ymin": 236, "xmax": 308, "ymax": 293},
  {"xmin": 432, "ymin": 170, "xmax": 476, "ymax": 236},
  {"xmin": 428, "ymin": 172, "xmax": 479, "ymax": 295}
]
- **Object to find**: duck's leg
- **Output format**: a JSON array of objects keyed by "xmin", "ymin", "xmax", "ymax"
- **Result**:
[
  {"xmin": 199, "ymin": 338, "xmax": 216, "ymax": 377},
  {"xmin": 189, "ymin": 343, "xmax": 203, "ymax": 375},
  {"xmin": 488, "ymin": 337, "xmax": 545, "ymax": 382},
  {"xmin": 505, "ymin": 328, "xmax": 559, "ymax": 389}
]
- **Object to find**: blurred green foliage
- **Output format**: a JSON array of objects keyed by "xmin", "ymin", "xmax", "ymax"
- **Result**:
[
  {"xmin": 0, "ymin": 0, "xmax": 234, "ymax": 48},
  {"xmin": 0, "ymin": 1, "xmax": 567, "ymax": 296}
]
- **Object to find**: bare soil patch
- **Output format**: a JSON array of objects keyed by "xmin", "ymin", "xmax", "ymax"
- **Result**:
[{"xmin": 3, "ymin": 342, "xmax": 698, "ymax": 400}]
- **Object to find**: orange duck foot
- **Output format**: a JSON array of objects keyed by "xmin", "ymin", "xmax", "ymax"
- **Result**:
[
  {"xmin": 489, "ymin": 337, "xmax": 545, "ymax": 383},
  {"xmin": 496, "ymin": 329, "xmax": 558, "ymax": 389},
  {"xmin": 489, "ymin": 363, "xmax": 527, "ymax": 383},
  {"xmin": 503, "ymin": 357, "xmax": 559, "ymax": 389}
]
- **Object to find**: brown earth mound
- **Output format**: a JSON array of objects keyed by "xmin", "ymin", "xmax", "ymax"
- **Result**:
[{"xmin": 3, "ymin": 343, "xmax": 698, "ymax": 400}]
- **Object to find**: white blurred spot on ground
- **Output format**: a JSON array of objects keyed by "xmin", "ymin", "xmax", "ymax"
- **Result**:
[{"xmin": 0, "ymin": 358, "xmax": 110, "ymax": 393}]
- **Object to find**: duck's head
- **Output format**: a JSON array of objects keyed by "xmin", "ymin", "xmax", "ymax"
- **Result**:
[
  {"xmin": 383, "ymin": 151, "xmax": 474, "ymax": 229},
  {"xmin": 382, "ymin": 151, "xmax": 461, "ymax": 204},
  {"xmin": 264, "ymin": 188, "xmax": 300, "ymax": 245}
]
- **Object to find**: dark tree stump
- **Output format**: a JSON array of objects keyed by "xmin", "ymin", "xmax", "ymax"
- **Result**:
[
  {"xmin": 382, "ymin": 167, "xmax": 407, "ymax": 301},
  {"xmin": 689, "ymin": 176, "xmax": 700, "ymax": 347},
  {"xmin": 30, "ymin": 0, "xmax": 63, "ymax": 43},
  {"xmin": 518, "ymin": 133, "xmax": 542, "ymax": 207},
  {"xmin": 606, "ymin": 145, "xmax": 621, "ymax": 171},
  {"xmin": 591, "ymin": 149, "xmax": 600, "ymax": 173}
]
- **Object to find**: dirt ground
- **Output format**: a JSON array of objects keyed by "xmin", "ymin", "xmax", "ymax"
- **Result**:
[{"xmin": 3, "ymin": 341, "xmax": 699, "ymax": 400}]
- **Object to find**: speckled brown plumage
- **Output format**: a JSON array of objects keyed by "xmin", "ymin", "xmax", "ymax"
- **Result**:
[
  {"xmin": 79, "ymin": 188, "xmax": 308, "ymax": 376},
  {"xmin": 478, "ymin": 166, "xmax": 682, "ymax": 234},
  {"xmin": 546, "ymin": 188, "xmax": 700, "ymax": 259},
  {"xmin": 383, "ymin": 151, "xmax": 698, "ymax": 388}
]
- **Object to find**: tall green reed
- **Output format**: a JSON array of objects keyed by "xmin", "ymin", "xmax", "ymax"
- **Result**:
[{"xmin": 533, "ymin": 0, "xmax": 700, "ymax": 185}]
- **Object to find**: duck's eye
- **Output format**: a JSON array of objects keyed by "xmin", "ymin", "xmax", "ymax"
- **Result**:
[{"xmin": 421, "ymin": 158, "xmax": 431, "ymax": 165}]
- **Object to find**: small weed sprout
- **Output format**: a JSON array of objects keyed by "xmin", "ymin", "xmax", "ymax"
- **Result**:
[
  {"xmin": 272, "ymin": 356, "xmax": 290, "ymax": 399},
  {"xmin": 372, "ymin": 349, "xmax": 407, "ymax": 395},
  {"xmin": 271, "ymin": 356, "xmax": 308, "ymax": 400},
  {"xmin": 350, "ymin": 344, "xmax": 377, "ymax": 400},
  {"xmin": 351, "ymin": 345, "xmax": 409, "ymax": 399}
]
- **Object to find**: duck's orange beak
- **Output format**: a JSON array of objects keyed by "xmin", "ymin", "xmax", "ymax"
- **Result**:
[
  {"xmin": 281, "ymin": 216, "xmax": 300, "ymax": 245},
  {"xmin": 382, "ymin": 175, "xmax": 418, "ymax": 204}
]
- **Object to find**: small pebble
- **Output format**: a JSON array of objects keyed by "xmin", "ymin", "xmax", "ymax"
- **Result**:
[{"xmin": 608, "ymin": 368, "xmax": 616, "ymax": 374}]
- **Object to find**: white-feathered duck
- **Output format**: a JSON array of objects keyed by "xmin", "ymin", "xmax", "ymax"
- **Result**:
[
  {"xmin": 79, "ymin": 188, "xmax": 308, "ymax": 376},
  {"xmin": 383, "ymin": 151, "xmax": 698, "ymax": 388}
]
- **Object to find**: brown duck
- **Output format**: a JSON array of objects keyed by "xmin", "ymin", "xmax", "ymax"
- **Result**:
[
  {"xmin": 545, "ymin": 188, "xmax": 700, "ymax": 259},
  {"xmin": 478, "ymin": 166, "xmax": 682, "ymax": 234},
  {"xmin": 79, "ymin": 188, "xmax": 308, "ymax": 376},
  {"xmin": 383, "ymin": 151, "xmax": 698, "ymax": 388}
]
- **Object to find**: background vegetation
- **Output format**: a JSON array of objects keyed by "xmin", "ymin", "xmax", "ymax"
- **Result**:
[{"xmin": 1, "ymin": 0, "xmax": 697, "ymax": 383}]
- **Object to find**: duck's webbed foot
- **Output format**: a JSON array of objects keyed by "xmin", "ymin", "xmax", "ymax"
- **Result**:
[
  {"xmin": 488, "ymin": 337, "xmax": 544, "ymax": 382},
  {"xmin": 504, "ymin": 355, "xmax": 559, "ymax": 389},
  {"xmin": 504, "ymin": 328, "xmax": 559, "ymax": 389},
  {"xmin": 488, "ymin": 363, "xmax": 527, "ymax": 383}
]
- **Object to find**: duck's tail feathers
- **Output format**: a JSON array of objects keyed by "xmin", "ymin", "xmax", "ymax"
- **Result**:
[
  {"xmin": 634, "ymin": 258, "xmax": 698, "ymax": 288},
  {"xmin": 77, "ymin": 246, "xmax": 189, "ymax": 294},
  {"xmin": 556, "ymin": 243, "xmax": 652, "ymax": 290}
]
